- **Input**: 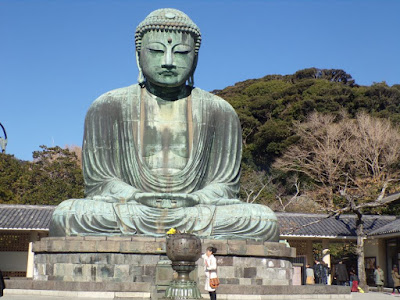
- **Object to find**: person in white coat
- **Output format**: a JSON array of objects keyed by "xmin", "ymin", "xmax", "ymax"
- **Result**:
[{"xmin": 203, "ymin": 246, "xmax": 218, "ymax": 300}]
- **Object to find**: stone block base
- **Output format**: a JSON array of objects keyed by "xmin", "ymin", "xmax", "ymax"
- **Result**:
[
  {"xmin": 33, "ymin": 236, "xmax": 295, "ymax": 289},
  {"xmin": 31, "ymin": 236, "xmax": 300, "ymax": 298}
]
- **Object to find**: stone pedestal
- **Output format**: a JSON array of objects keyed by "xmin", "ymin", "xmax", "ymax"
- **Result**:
[{"xmin": 31, "ymin": 236, "xmax": 296, "ymax": 297}]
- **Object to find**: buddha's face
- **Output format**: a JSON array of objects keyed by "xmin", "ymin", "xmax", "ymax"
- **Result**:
[{"xmin": 139, "ymin": 30, "xmax": 196, "ymax": 87}]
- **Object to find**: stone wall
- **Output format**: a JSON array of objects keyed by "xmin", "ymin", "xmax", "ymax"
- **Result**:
[
  {"xmin": 34, "ymin": 252, "xmax": 162, "ymax": 283},
  {"xmin": 33, "ymin": 236, "xmax": 296, "ymax": 291}
]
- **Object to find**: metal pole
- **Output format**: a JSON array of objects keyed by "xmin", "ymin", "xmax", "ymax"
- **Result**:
[{"xmin": 0, "ymin": 122, "xmax": 7, "ymax": 153}]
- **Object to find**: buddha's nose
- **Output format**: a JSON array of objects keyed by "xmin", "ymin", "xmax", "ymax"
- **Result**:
[{"xmin": 161, "ymin": 50, "xmax": 175, "ymax": 68}]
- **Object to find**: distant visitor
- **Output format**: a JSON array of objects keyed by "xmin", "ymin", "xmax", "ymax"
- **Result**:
[{"xmin": 49, "ymin": 8, "xmax": 279, "ymax": 241}]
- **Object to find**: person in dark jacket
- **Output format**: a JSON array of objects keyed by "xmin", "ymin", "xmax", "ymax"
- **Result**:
[
  {"xmin": 334, "ymin": 261, "xmax": 349, "ymax": 286},
  {"xmin": 313, "ymin": 260, "xmax": 323, "ymax": 284},
  {"xmin": 0, "ymin": 269, "xmax": 5, "ymax": 297},
  {"xmin": 321, "ymin": 262, "xmax": 330, "ymax": 285}
]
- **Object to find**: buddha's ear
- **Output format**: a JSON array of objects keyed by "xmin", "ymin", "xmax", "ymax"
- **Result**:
[
  {"xmin": 136, "ymin": 51, "xmax": 145, "ymax": 86},
  {"xmin": 192, "ymin": 54, "xmax": 198, "ymax": 71}
]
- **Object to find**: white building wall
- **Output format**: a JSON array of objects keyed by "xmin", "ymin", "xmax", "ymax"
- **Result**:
[
  {"xmin": 365, "ymin": 238, "xmax": 380, "ymax": 259},
  {"xmin": 0, "ymin": 251, "xmax": 28, "ymax": 271}
]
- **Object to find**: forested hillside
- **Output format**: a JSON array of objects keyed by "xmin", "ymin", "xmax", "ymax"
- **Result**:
[
  {"xmin": 215, "ymin": 68, "xmax": 400, "ymax": 212},
  {"xmin": 216, "ymin": 68, "xmax": 400, "ymax": 168},
  {"xmin": 1, "ymin": 67, "xmax": 400, "ymax": 211}
]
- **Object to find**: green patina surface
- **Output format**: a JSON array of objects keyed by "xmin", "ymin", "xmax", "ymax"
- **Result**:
[{"xmin": 49, "ymin": 8, "xmax": 279, "ymax": 241}]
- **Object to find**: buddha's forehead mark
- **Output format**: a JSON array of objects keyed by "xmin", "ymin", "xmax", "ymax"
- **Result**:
[{"xmin": 168, "ymin": 37, "xmax": 172, "ymax": 44}]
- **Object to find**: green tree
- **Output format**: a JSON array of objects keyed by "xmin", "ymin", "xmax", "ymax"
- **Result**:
[
  {"xmin": 0, "ymin": 146, "xmax": 84, "ymax": 205},
  {"xmin": 24, "ymin": 145, "xmax": 84, "ymax": 205},
  {"xmin": 0, "ymin": 153, "xmax": 29, "ymax": 203}
]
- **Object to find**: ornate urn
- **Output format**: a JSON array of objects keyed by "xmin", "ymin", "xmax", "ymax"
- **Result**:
[{"xmin": 163, "ymin": 233, "xmax": 203, "ymax": 299}]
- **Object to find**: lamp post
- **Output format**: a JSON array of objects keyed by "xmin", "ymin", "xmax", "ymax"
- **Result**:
[{"xmin": 0, "ymin": 122, "xmax": 7, "ymax": 153}]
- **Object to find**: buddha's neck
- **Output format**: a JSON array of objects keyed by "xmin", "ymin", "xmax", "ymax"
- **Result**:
[{"xmin": 145, "ymin": 82, "xmax": 190, "ymax": 101}]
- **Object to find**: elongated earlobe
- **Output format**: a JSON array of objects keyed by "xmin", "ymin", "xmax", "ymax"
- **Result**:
[
  {"xmin": 188, "ymin": 75, "xmax": 194, "ymax": 87},
  {"xmin": 138, "ymin": 70, "xmax": 145, "ymax": 87},
  {"xmin": 136, "ymin": 52, "xmax": 145, "ymax": 87},
  {"xmin": 187, "ymin": 55, "xmax": 198, "ymax": 87}
]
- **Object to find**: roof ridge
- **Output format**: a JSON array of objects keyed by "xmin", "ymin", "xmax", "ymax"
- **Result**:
[
  {"xmin": 275, "ymin": 212, "xmax": 329, "ymax": 217},
  {"xmin": 0, "ymin": 204, "xmax": 56, "ymax": 209},
  {"xmin": 275, "ymin": 212, "xmax": 396, "ymax": 220}
]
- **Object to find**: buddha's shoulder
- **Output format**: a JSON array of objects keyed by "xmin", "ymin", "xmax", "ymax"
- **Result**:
[
  {"xmin": 192, "ymin": 87, "xmax": 227, "ymax": 103},
  {"xmin": 192, "ymin": 87, "xmax": 236, "ymax": 112},
  {"xmin": 90, "ymin": 84, "xmax": 140, "ymax": 108}
]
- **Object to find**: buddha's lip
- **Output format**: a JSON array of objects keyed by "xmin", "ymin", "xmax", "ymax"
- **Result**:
[{"xmin": 159, "ymin": 71, "xmax": 177, "ymax": 75}]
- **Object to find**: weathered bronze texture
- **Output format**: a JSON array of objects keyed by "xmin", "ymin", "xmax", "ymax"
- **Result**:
[
  {"xmin": 163, "ymin": 233, "xmax": 202, "ymax": 299},
  {"xmin": 49, "ymin": 8, "xmax": 279, "ymax": 241},
  {"xmin": 166, "ymin": 233, "xmax": 201, "ymax": 262}
]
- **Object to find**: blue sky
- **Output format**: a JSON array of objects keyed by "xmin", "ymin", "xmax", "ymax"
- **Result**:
[{"xmin": 1, "ymin": 0, "xmax": 399, "ymax": 161}]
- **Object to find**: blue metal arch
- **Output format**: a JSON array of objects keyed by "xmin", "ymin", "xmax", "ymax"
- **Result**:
[{"xmin": 0, "ymin": 122, "xmax": 7, "ymax": 140}]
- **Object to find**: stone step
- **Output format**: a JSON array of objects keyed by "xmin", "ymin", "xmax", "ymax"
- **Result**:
[
  {"xmin": 5, "ymin": 289, "xmax": 352, "ymax": 300},
  {"xmin": 216, "ymin": 284, "xmax": 350, "ymax": 295},
  {"xmin": 4, "ymin": 289, "xmax": 151, "ymax": 299},
  {"xmin": 6, "ymin": 279, "xmax": 350, "ymax": 296},
  {"xmin": 5, "ymin": 279, "xmax": 151, "ymax": 292}
]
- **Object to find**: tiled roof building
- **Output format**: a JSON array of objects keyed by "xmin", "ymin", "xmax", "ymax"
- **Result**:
[
  {"xmin": 0, "ymin": 204, "xmax": 398, "ymax": 238},
  {"xmin": 369, "ymin": 218, "xmax": 400, "ymax": 237},
  {"xmin": 0, "ymin": 204, "xmax": 54, "ymax": 230},
  {"xmin": 1, "ymin": 203, "xmax": 400, "ymax": 284},
  {"xmin": 277, "ymin": 212, "xmax": 396, "ymax": 238}
]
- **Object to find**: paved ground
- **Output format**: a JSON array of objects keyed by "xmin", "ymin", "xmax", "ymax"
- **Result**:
[
  {"xmin": 354, "ymin": 293, "xmax": 398, "ymax": 300},
  {"xmin": 353, "ymin": 292, "xmax": 400, "ymax": 299},
  {"xmin": 2, "ymin": 292, "xmax": 400, "ymax": 300}
]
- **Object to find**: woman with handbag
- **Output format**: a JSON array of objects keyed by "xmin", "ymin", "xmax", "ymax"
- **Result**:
[{"xmin": 203, "ymin": 246, "xmax": 218, "ymax": 300}]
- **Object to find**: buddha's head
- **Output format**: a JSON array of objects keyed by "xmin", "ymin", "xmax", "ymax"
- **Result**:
[{"xmin": 135, "ymin": 9, "xmax": 201, "ymax": 88}]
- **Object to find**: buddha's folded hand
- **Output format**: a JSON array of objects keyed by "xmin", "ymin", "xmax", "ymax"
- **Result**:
[
  {"xmin": 91, "ymin": 194, "xmax": 138, "ymax": 204},
  {"xmin": 196, "ymin": 197, "xmax": 243, "ymax": 206},
  {"xmin": 90, "ymin": 184, "xmax": 138, "ymax": 203},
  {"xmin": 134, "ymin": 192, "xmax": 200, "ymax": 208}
]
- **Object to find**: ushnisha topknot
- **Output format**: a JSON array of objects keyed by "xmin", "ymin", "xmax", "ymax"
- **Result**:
[{"xmin": 135, "ymin": 8, "xmax": 201, "ymax": 54}]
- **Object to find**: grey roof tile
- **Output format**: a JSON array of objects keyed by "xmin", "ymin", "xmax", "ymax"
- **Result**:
[
  {"xmin": 0, "ymin": 204, "xmax": 398, "ymax": 238},
  {"xmin": 369, "ymin": 218, "xmax": 400, "ymax": 236},
  {"xmin": 276, "ymin": 212, "xmax": 396, "ymax": 237},
  {"xmin": 0, "ymin": 204, "xmax": 55, "ymax": 230}
]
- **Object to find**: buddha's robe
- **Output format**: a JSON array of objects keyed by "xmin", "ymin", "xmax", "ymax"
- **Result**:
[{"xmin": 49, "ymin": 84, "xmax": 279, "ymax": 241}]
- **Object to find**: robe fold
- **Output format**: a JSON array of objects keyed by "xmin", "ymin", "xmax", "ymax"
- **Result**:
[{"xmin": 49, "ymin": 84, "xmax": 279, "ymax": 241}]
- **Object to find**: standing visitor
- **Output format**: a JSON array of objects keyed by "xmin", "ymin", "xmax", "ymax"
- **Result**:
[
  {"xmin": 334, "ymin": 261, "xmax": 348, "ymax": 286},
  {"xmin": 321, "ymin": 262, "xmax": 330, "ymax": 285},
  {"xmin": 374, "ymin": 265, "xmax": 384, "ymax": 292},
  {"xmin": 350, "ymin": 270, "xmax": 359, "ymax": 292},
  {"xmin": 306, "ymin": 264, "xmax": 315, "ymax": 285},
  {"xmin": 203, "ymin": 246, "xmax": 218, "ymax": 300},
  {"xmin": 391, "ymin": 265, "xmax": 400, "ymax": 295},
  {"xmin": 313, "ymin": 260, "xmax": 323, "ymax": 284},
  {"xmin": 0, "ymin": 269, "xmax": 5, "ymax": 297}
]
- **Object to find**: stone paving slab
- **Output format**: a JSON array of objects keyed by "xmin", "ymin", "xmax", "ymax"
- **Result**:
[
  {"xmin": 3, "ymin": 289, "xmax": 150, "ymax": 299},
  {"xmin": 1, "ymin": 291, "xmax": 397, "ymax": 299},
  {"xmin": 1, "ymin": 289, "xmax": 356, "ymax": 299},
  {"xmin": 5, "ymin": 279, "xmax": 151, "ymax": 292}
]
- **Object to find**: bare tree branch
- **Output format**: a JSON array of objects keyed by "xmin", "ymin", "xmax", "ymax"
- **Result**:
[
  {"xmin": 273, "ymin": 112, "xmax": 400, "ymax": 288},
  {"xmin": 276, "ymin": 177, "xmax": 300, "ymax": 211}
]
